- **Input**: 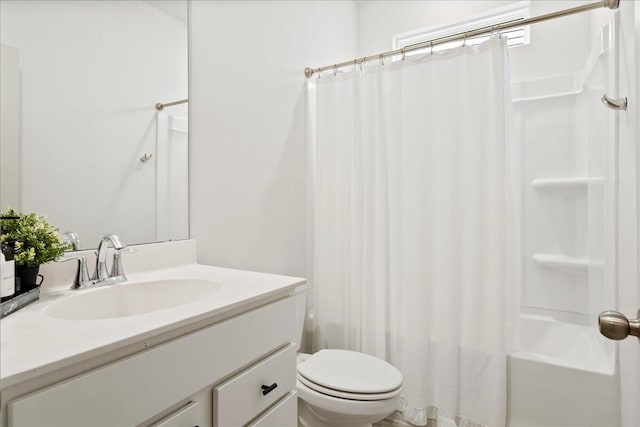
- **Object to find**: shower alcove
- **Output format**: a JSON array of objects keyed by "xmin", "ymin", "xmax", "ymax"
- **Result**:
[{"xmin": 507, "ymin": 17, "xmax": 619, "ymax": 427}]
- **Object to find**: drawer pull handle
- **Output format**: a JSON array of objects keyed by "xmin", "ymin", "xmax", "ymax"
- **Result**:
[{"xmin": 261, "ymin": 382, "xmax": 278, "ymax": 396}]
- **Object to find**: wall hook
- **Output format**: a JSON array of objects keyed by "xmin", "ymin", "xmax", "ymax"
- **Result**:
[{"xmin": 140, "ymin": 153, "xmax": 153, "ymax": 163}]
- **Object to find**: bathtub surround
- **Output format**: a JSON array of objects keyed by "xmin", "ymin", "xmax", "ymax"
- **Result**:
[
  {"xmin": 308, "ymin": 38, "xmax": 519, "ymax": 426},
  {"xmin": 504, "ymin": 15, "xmax": 621, "ymax": 425}
]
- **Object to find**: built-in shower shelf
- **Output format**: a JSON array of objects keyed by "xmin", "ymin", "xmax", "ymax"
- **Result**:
[
  {"xmin": 532, "ymin": 177, "xmax": 604, "ymax": 192},
  {"xmin": 533, "ymin": 254, "xmax": 603, "ymax": 273}
]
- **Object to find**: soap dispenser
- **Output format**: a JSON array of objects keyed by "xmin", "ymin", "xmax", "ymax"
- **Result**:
[{"xmin": 1, "ymin": 243, "xmax": 15, "ymax": 302}]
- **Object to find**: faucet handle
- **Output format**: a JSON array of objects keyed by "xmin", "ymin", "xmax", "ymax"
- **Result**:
[
  {"xmin": 58, "ymin": 255, "xmax": 92, "ymax": 289},
  {"xmin": 62, "ymin": 231, "xmax": 80, "ymax": 251},
  {"xmin": 110, "ymin": 247, "xmax": 136, "ymax": 279}
]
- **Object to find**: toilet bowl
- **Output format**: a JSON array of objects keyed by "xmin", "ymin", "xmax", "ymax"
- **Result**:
[
  {"xmin": 293, "ymin": 288, "xmax": 403, "ymax": 426},
  {"xmin": 295, "ymin": 350, "xmax": 403, "ymax": 427}
]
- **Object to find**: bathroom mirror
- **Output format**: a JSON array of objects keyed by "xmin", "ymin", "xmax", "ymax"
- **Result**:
[{"xmin": 0, "ymin": 0, "xmax": 188, "ymax": 250}]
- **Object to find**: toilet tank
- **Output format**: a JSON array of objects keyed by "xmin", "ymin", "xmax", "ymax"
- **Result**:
[{"xmin": 293, "ymin": 285, "xmax": 308, "ymax": 352}]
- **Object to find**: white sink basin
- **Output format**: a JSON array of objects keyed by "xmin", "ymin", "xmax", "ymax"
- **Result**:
[{"xmin": 45, "ymin": 279, "xmax": 222, "ymax": 320}]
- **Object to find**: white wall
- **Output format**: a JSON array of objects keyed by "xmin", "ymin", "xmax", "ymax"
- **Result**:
[
  {"xmin": 0, "ymin": 1, "xmax": 187, "ymax": 248},
  {"xmin": 189, "ymin": 1, "xmax": 357, "ymax": 276}
]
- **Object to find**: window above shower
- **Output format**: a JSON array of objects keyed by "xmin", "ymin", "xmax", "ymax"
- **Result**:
[{"xmin": 392, "ymin": 1, "xmax": 530, "ymax": 56}]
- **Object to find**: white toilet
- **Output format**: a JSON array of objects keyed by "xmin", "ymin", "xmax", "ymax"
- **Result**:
[{"xmin": 294, "ymin": 290, "xmax": 403, "ymax": 427}]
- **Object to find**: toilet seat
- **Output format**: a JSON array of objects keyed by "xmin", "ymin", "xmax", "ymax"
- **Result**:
[
  {"xmin": 296, "ymin": 378, "xmax": 402, "ymax": 419},
  {"xmin": 298, "ymin": 372, "xmax": 402, "ymax": 401},
  {"xmin": 297, "ymin": 349, "xmax": 403, "ymax": 399}
]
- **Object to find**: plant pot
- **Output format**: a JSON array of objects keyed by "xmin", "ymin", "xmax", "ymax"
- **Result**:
[{"xmin": 16, "ymin": 265, "xmax": 43, "ymax": 293}]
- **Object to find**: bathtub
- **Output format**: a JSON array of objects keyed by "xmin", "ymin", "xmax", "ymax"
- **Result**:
[{"xmin": 507, "ymin": 314, "xmax": 619, "ymax": 427}]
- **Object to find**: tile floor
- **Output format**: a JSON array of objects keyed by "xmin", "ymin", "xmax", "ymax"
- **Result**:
[
  {"xmin": 373, "ymin": 412, "xmax": 414, "ymax": 427},
  {"xmin": 374, "ymin": 411, "xmax": 437, "ymax": 427}
]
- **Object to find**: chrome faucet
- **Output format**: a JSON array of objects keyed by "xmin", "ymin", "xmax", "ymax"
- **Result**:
[
  {"xmin": 95, "ymin": 234, "xmax": 126, "ymax": 281},
  {"xmin": 59, "ymin": 234, "xmax": 132, "ymax": 290}
]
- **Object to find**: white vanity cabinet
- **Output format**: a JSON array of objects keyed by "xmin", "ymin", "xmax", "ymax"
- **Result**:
[{"xmin": 5, "ymin": 296, "xmax": 298, "ymax": 427}]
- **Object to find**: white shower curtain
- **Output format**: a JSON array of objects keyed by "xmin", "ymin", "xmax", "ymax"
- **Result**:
[{"xmin": 308, "ymin": 38, "xmax": 520, "ymax": 427}]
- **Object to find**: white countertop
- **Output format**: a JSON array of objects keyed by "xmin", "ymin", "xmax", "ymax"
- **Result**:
[{"xmin": 1, "ymin": 257, "xmax": 306, "ymax": 388}]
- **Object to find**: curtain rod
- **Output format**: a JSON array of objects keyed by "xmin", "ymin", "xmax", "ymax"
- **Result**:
[
  {"xmin": 304, "ymin": 0, "xmax": 619, "ymax": 78},
  {"xmin": 155, "ymin": 99, "xmax": 188, "ymax": 111}
]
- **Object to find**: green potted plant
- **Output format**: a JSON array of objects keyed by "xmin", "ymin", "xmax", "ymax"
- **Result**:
[{"xmin": 0, "ymin": 208, "xmax": 70, "ymax": 292}]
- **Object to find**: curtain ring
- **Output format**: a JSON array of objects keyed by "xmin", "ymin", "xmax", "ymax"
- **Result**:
[
  {"xmin": 498, "ymin": 24, "xmax": 502, "ymax": 39},
  {"xmin": 463, "ymin": 32, "xmax": 467, "ymax": 47},
  {"xmin": 379, "ymin": 54, "xmax": 384, "ymax": 66},
  {"xmin": 430, "ymin": 41, "xmax": 434, "ymax": 55},
  {"xmin": 401, "ymin": 48, "xmax": 406, "ymax": 61},
  {"xmin": 333, "ymin": 64, "xmax": 338, "ymax": 76}
]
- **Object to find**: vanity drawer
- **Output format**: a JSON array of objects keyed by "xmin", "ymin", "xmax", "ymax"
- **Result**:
[
  {"xmin": 150, "ymin": 401, "xmax": 199, "ymax": 427},
  {"xmin": 214, "ymin": 343, "xmax": 296, "ymax": 427},
  {"xmin": 247, "ymin": 391, "xmax": 297, "ymax": 427}
]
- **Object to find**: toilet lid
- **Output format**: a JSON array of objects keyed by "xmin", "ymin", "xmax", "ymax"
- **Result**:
[
  {"xmin": 297, "ymin": 373, "xmax": 403, "ymax": 401},
  {"xmin": 297, "ymin": 349, "xmax": 403, "ymax": 394}
]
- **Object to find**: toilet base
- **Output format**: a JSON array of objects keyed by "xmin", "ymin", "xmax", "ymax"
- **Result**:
[{"xmin": 298, "ymin": 398, "xmax": 373, "ymax": 427}]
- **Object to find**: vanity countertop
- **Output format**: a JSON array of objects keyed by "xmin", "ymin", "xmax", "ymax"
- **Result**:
[{"xmin": 0, "ymin": 245, "xmax": 306, "ymax": 388}]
